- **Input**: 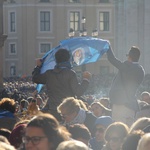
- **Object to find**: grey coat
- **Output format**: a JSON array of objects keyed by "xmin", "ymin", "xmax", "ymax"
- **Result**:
[{"xmin": 107, "ymin": 47, "xmax": 145, "ymax": 111}]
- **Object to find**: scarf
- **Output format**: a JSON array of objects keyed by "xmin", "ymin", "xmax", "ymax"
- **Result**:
[
  {"xmin": 55, "ymin": 61, "xmax": 72, "ymax": 69},
  {"xmin": 66, "ymin": 108, "xmax": 86, "ymax": 125}
]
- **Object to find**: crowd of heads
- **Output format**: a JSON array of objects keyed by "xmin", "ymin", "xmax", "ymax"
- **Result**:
[{"xmin": 0, "ymin": 77, "xmax": 149, "ymax": 150}]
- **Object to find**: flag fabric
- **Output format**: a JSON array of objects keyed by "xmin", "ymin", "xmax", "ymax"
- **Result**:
[{"xmin": 36, "ymin": 36, "xmax": 110, "ymax": 92}]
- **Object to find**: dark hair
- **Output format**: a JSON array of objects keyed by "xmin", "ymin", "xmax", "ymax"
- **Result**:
[
  {"xmin": 0, "ymin": 98, "xmax": 16, "ymax": 113},
  {"xmin": 128, "ymin": 46, "xmax": 140, "ymax": 62},
  {"xmin": 55, "ymin": 49, "xmax": 70, "ymax": 63},
  {"xmin": 31, "ymin": 99, "xmax": 36, "ymax": 103},
  {"xmin": 68, "ymin": 124, "xmax": 91, "ymax": 141},
  {"xmin": 27, "ymin": 113, "xmax": 71, "ymax": 150},
  {"xmin": 20, "ymin": 99, "xmax": 29, "ymax": 108},
  {"xmin": 122, "ymin": 130, "xmax": 144, "ymax": 150}
]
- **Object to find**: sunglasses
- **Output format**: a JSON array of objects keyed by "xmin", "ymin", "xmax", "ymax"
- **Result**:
[{"xmin": 22, "ymin": 136, "xmax": 47, "ymax": 145}]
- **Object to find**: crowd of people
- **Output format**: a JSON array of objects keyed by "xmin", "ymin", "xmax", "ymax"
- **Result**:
[
  {"xmin": 0, "ymin": 96, "xmax": 149, "ymax": 150},
  {"xmin": 0, "ymin": 46, "xmax": 149, "ymax": 150}
]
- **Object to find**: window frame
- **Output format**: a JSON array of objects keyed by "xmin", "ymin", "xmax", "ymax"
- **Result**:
[
  {"xmin": 10, "ymin": 65, "xmax": 16, "ymax": 76},
  {"xmin": 9, "ymin": 11, "xmax": 16, "ymax": 33},
  {"xmin": 69, "ymin": 11, "xmax": 81, "ymax": 32},
  {"xmin": 39, "ymin": 42, "xmax": 51, "ymax": 54},
  {"xmin": 9, "ymin": 42, "xmax": 17, "ymax": 55},
  {"xmin": 99, "ymin": 11, "xmax": 110, "ymax": 31},
  {"xmin": 39, "ymin": 10, "xmax": 52, "ymax": 33}
]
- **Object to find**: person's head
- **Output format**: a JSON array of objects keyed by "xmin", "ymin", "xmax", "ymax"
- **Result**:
[
  {"xmin": 104, "ymin": 122, "xmax": 129, "ymax": 150},
  {"xmin": 27, "ymin": 97, "xmax": 34, "ymax": 103},
  {"xmin": 36, "ymin": 96, "xmax": 44, "ymax": 107},
  {"xmin": 68, "ymin": 124, "xmax": 91, "ymax": 146},
  {"xmin": 99, "ymin": 97, "xmax": 110, "ymax": 108},
  {"xmin": 27, "ymin": 99, "xmax": 40, "ymax": 116},
  {"xmin": 137, "ymin": 133, "xmax": 150, "ymax": 150},
  {"xmin": 57, "ymin": 97, "xmax": 81, "ymax": 123},
  {"xmin": 141, "ymin": 91, "xmax": 150, "ymax": 104},
  {"xmin": 90, "ymin": 102, "xmax": 109, "ymax": 117},
  {"xmin": 23, "ymin": 113, "xmax": 71, "ymax": 150},
  {"xmin": 56, "ymin": 140, "xmax": 89, "ymax": 150},
  {"xmin": 94, "ymin": 116, "xmax": 113, "ymax": 142},
  {"xmin": 127, "ymin": 46, "xmax": 140, "ymax": 62},
  {"xmin": 0, "ymin": 98, "xmax": 16, "ymax": 113},
  {"xmin": 20, "ymin": 99, "xmax": 29, "ymax": 109},
  {"xmin": 55, "ymin": 49, "xmax": 70, "ymax": 64},
  {"xmin": 129, "ymin": 117, "xmax": 150, "ymax": 133},
  {"xmin": 122, "ymin": 130, "xmax": 145, "ymax": 150}
]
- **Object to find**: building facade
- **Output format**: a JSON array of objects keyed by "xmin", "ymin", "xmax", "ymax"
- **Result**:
[
  {"xmin": 114, "ymin": 0, "xmax": 150, "ymax": 74},
  {"xmin": 2, "ymin": 0, "xmax": 150, "ymax": 78},
  {"xmin": 3, "ymin": 0, "xmax": 114, "ymax": 77},
  {"xmin": 0, "ymin": 0, "xmax": 7, "ymax": 89}
]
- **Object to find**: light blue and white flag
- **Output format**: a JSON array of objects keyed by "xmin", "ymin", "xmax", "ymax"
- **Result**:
[{"xmin": 36, "ymin": 36, "xmax": 110, "ymax": 92}]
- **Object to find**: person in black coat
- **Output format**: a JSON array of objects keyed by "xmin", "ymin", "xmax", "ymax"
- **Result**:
[{"xmin": 32, "ymin": 49, "xmax": 91, "ymax": 121}]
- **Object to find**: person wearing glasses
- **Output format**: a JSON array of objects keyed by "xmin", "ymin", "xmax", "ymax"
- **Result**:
[
  {"xmin": 102, "ymin": 122, "xmax": 129, "ymax": 150},
  {"xmin": 89, "ymin": 116, "xmax": 113, "ymax": 150},
  {"xmin": 22, "ymin": 113, "xmax": 71, "ymax": 150},
  {"xmin": 57, "ymin": 97, "xmax": 97, "ymax": 136},
  {"xmin": 107, "ymin": 45, "xmax": 145, "ymax": 126}
]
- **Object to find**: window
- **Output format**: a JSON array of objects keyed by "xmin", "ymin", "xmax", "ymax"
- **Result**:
[
  {"xmin": 69, "ymin": 11, "xmax": 80, "ymax": 31},
  {"xmin": 69, "ymin": 0, "xmax": 80, "ymax": 3},
  {"xmin": 99, "ymin": 12, "xmax": 109, "ymax": 31},
  {"xmin": 10, "ymin": 66, "xmax": 16, "ymax": 76},
  {"xmin": 99, "ymin": 0, "xmax": 109, "ymax": 3},
  {"xmin": 9, "ymin": 43, "xmax": 16, "ymax": 55},
  {"xmin": 40, "ymin": 11, "xmax": 50, "ymax": 31},
  {"xmin": 10, "ymin": 12, "xmax": 16, "ymax": 32},
  {"xmin": 40, "ymin": 43, "xmax": 51, "ymax": 54}
]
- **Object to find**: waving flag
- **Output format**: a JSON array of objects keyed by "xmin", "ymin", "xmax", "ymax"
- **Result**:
[{"xmin": 36, "ymin": 36, "xmax": 110, "ymax": 92}]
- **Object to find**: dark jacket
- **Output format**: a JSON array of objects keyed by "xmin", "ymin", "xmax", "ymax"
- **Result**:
[
  {"xmin": 107, "ymin": 47, "xmax": 145, "ymax": 111},
  {"xmin": 84, "ymin": 111, "xmax": 97, "ymax": 136},
  {"xmin": 32, "ymin": 63, "xmax": 89, "ymax": 110},
  {"xmin": 0, "ymin": 109, "xmax": 16, "ymax": 130},
  {"xmin": 89, "ymin": 137, "xmax": 104, "ymax": 150}
]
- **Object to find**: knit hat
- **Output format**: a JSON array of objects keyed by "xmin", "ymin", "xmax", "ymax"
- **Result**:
[
  {"xmin": 9, "ymin": 124, "xmax": 26, "ymax": 148},
  {"xmin": 95, "ymin": 116, "xmax": 113, "ymax": 128}
]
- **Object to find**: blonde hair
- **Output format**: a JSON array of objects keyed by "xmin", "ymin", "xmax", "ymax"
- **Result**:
[
  {"xmin": 27, "ymin": 101, "xmax": 39, "ymax": 116},
  {"xmin": 129, "ymin": 117, "xmax": 150, "ymax": 133},
  {"xmin": 137, "ymin": 133, "xmax": 150, "ymax": 150},
  {"xmin": 57, "ymin": 97, "xmax": 80, "ymax": 114},
  {"xmin": 56, "ymin": 140, "xmax": 89, "ymax": 150}
]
